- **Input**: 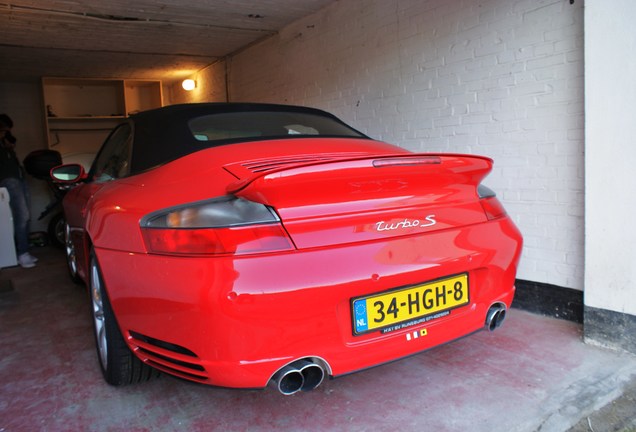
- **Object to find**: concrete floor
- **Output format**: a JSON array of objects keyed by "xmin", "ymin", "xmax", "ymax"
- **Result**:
[{"xmin": 1, "ymin": 246, "xmax": 636, "ymax": 432}]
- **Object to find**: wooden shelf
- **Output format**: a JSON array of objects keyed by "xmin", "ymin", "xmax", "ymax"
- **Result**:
[
  {"xmin": 42, "ymin": 77, "xmax": 163, "ymax": 157},
  {"xmin": 48, "ymin": 116, "xmax": 127, "ymax": 120}
]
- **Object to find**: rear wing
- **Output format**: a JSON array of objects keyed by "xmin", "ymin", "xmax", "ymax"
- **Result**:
[{"xmin": 224, "ymin": 153, "xmax": 493, "ymax": 195}]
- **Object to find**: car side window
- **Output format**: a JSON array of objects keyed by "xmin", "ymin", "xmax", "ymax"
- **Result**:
[{"xmin": 91, "ymin": 124, "xmax": 133, "ymax": 183}]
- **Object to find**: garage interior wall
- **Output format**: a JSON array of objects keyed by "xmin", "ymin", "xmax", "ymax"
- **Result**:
[
  {"xmin": 180, "ymin": 1, "xmax": 585, "ymax": 289},
  {"xmin": 584, "ymin": 0, "xmax": 636, "ymax": 353}
]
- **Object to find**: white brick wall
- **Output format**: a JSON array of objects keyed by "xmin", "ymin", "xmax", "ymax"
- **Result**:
[{"xmin": 221, "ymin": 0, "xmax": 586, "ymax": 289}]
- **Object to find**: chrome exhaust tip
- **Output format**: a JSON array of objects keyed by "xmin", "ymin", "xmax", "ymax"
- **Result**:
[
  {"xmin": 269, "ymin": 365, "xmax": 304, "ymax": 395},
  {"xmin": 297, "ymin": 360, "xmax": 325, "ymax": 392},
  {"xmin": 485, "ymin": 303, "xmax": 507, "ymax": 331},
  {"xmin": 269, "ymin": 359, "xmax": 326, "ymax": 395}
]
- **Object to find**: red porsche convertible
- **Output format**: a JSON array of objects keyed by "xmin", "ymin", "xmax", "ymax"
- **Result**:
[{"xmin": 51, "ymin": 103, "xmax": 522, "ymax": 394}]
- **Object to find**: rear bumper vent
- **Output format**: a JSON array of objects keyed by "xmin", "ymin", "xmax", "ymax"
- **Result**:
[
  {"xmin": 129, "ymin": 330, "xmax": 197, "ymax": 357},
  {"xmin": 128, "ymin": 330, "xmax": 209, "ymax": 381}
]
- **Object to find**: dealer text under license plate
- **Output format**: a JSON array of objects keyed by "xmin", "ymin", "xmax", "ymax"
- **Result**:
[{"xmin": 352, "ymin": 273, "xmax": 469, "ymax": 335}]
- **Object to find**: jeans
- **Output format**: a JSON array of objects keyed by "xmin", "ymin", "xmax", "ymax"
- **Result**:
[{"xmin": 0, "ymin": 177, "xmax": 31, "ymax": 256}]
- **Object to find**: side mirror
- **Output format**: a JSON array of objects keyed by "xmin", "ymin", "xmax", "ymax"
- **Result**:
[{"xmin": 50, "ymin": 164, "xmax": 86, "ymax": 183}]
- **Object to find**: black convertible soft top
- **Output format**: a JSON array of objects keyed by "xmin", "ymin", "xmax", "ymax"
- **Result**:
[{"xmin": 128, "ymin": 103, "xmax": 368, "ymax": 174}]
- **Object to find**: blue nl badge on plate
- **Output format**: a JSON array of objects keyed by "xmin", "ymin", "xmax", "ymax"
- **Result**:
[{"xmin": 353, "ymin": 299, "xmax": 368, "ymax": 333}]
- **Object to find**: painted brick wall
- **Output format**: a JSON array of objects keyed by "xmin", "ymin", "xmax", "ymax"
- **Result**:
[{"xmin": 224, "ymin": 0, "xmax": 584, "ymax": 290}]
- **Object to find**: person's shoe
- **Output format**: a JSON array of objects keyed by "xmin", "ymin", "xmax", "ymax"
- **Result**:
[
  {"xmin": 18, "ymin": 253, "xmax": 36, "ymax": 269},
  {"xmin": 26, "ymin": 252, "xmax": 38, "ymax": 263}
]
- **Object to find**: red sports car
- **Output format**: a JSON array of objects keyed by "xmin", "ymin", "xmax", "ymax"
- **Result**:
[{"xmin": 52, "ymin": 103, "xmax": 522, "ymax": 394}]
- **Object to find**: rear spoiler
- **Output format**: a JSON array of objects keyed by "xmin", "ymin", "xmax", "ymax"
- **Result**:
[{"xmin": 224, "ymin": 153, "xmax": 493, "ymax": 194}]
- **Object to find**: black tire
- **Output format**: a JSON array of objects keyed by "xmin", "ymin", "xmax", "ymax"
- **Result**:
[
  {"xmin": 48, "ymin": 212, "xmax": 65, "ymax": 248},
  {"xmin": 89, "ymin": 249, "xmax": 159, "ymax": 385}
]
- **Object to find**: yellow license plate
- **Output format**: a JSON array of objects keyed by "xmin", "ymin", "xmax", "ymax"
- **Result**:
[{"xmin": 352, "ymin": 274, "xmax": 469, "ymax": 335}]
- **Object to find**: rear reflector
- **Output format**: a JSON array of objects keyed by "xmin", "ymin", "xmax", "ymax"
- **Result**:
[{"xmin": 142, "ymin": 224, "xmax": 293, "ymax": 256}]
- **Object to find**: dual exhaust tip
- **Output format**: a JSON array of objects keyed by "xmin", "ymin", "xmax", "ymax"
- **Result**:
[
  {"xmin": 486, "ymin": 303, "xmax": 507, "ymax": 331},
  {"xmin": 271, "ymin": 305, "xmax": 506, "ymax": 394},
  {"xmin": 269, "ymin": 359, "xmax": 326, "ymax": 395}
]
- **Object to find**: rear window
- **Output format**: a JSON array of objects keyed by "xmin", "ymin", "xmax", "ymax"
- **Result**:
[
  {"xmin": 188, "ymin": 111, "xmax": 364, "ymax": 143},
  {"xmin": 129, "ymin": 103, "xmax": 371, "ymax": 175}
]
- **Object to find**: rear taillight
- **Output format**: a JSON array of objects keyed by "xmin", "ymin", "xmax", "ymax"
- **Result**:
[
  {"xmin": 141, "ymin": 197, "xmax": 293, "ymax": 256},
  {"xmin": 480, "ymin": 196, "xmax": 507, "ymax": 220},
  {"xmin": 478, "ymin": 185, "xmax": 507, "ymax": 220}
]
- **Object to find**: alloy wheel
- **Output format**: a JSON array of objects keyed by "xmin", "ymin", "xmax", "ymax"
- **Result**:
[
  {"xmin": 65, "ymin": 224, "xmax": 78, "ymax": 277},
  {"xmin": 90, "ymin": 260, "xmax": 108, "ymax": 369}
]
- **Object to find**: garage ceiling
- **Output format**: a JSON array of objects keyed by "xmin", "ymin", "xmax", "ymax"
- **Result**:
[{"xmin": 0, "ymin": 0, "xmax": 334, "ymax": 84}]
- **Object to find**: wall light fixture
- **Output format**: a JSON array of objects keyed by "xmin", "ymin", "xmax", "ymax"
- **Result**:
[{"xmin": 182, "ymin": 79, "xmax": 197, "ymax": 91}]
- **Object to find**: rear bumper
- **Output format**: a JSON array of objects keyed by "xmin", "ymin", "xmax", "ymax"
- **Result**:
[{"xmin": 95, "ymin": 217, "xmax": 522, "ymax": 388}]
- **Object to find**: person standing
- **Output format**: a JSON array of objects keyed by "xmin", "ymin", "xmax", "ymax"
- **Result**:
[{"xmin": 0, "ymin": 114, "xmax": 37, "ymax": 268}]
